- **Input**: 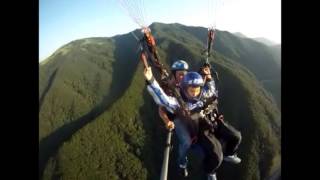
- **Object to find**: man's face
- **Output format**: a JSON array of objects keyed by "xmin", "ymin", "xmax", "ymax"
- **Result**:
[
  {"xmin": 187, "ymin": 86, "xmax": 201, "ymax": 98},
  {"xmin": 175, "ymin": 70, "xmax": 187, "ymax": 84}
]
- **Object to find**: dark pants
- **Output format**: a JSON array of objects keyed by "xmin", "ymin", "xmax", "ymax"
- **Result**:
[
  {"xmin": 198, "ymin": 120, "xmax": 242, "ymax": 174},
  {"xmin": 198, "ymin": 129, "xmax": 223, "ymax": 174},
  {"xmin": 215, "ymin": 121, "xmax": 242, "ymax": 156}
]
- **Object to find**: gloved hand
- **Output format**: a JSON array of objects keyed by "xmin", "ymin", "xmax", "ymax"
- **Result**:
[
  {"xmin": 144, "ymin": 67, "xmax": 153, "ymax": 81},
  {"xmin": 166, "ymin": 121, "xmax": 175, "ymax": 130},
  {"xmin": 217, "ymin": 114, "xmax": 224, "ymax": 122},
  {"xmin": 200, "ymin": 66, "xmax": 212, "ymax": 81}
]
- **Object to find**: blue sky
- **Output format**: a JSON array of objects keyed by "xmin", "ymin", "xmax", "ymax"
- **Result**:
[{"xmin": 40, "ymin": 0, "xmax": 281, "ymax": 61}]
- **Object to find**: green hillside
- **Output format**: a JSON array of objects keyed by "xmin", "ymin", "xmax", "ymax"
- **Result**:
[{"xmin": 39, "ymin": 22, "xmax": 281, "ymax": 180}]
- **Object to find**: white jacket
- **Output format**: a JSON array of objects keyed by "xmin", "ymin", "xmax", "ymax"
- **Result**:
[{"xmin": 146, "ymin": 78, "xmax": 217, "ymax": 114}]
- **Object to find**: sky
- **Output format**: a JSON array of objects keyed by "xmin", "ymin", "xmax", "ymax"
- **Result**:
[{"xmin": 39, "ymin": 0, "xmax": 281, "ymax": 62}]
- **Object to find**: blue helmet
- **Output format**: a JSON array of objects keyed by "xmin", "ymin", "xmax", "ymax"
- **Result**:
[
  {"xmin": 181, "ymin": 72, "xmax": 204, "ymax": 88},
  {"xmin": 181, "ymin": 72, "xmax": 204, "ymax": 101},
  {"xmin": 171, "ymin": 60, "xmax": 189, "ymax": 71}
]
